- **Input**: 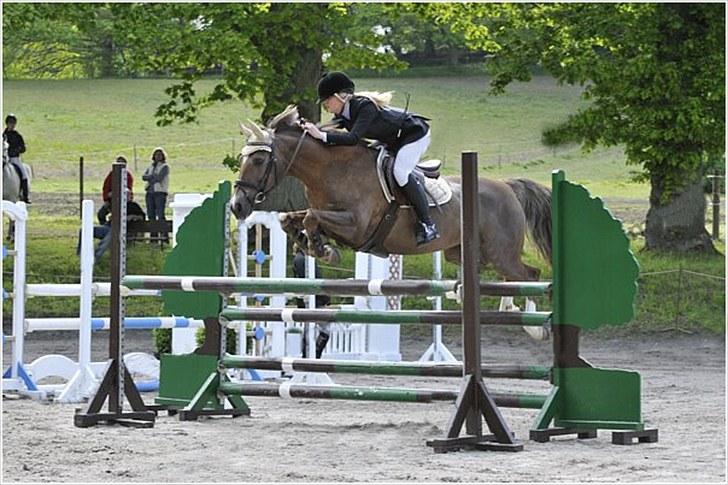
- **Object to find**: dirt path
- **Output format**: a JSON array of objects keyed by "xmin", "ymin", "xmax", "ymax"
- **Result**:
[{"xmin": 2, "ymin": 329, "xmax": 724, "ymax": 483}]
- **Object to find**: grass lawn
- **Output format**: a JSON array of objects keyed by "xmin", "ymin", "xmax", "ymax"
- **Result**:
[
  {"xmin": 2, "ymin": 73, "xmax": 723, "ymax": 338},
  {"xmin": 4, "ymin": 75, "xmax": 648, "ymax": 199}
]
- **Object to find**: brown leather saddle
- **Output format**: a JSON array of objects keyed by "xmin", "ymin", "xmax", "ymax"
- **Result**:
[
  {"xmin": 375, "ymin": 145, "xmax": 442, "ymax": 206},
  {"xmin": 357, "ymin": 146, "xmax": 444, "ymax": 256}
]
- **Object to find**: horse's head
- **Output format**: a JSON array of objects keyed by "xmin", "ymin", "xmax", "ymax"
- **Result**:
[{"xmin": 231, "ymin": 105, "xmax": 304, "ymax": 219}]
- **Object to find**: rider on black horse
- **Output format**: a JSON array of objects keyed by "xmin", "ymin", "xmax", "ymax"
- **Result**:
[{"xmin": 302, "ymin": 71, "xmax": 439, "ymax": 246}]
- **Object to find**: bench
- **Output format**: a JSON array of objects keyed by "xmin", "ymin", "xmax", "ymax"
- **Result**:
[{"xmin": 126, "ymin": 219, "xmax": 172, "ymax": 244}]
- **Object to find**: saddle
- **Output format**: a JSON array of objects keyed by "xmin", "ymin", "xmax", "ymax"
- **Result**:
[
  {"xmin": 356, "ymin": 146, "xmax": 453, "ymax": 256},
  {"xmin": 374, "ymin": 145, "xmax": 453, "ymax": 207}
]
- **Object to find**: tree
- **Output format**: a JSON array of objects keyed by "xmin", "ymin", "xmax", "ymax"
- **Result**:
[
  {"xmin": 347, "ymin": 4, "xmax": 476, "ymax": 67},
  {"xmin": 427, "ymin": 3, "xmax": 725, "ymax": 252},
  {"xmin": 110, "ymin": 3, "xmax": 405, "ymax": 211},
  {"xmin": 113, "ymin": 3, "xmax": 403, "ymax": 125},
  {"xmin": 3, "ymin": 3, "xmax": 131, "ymax": 79}
]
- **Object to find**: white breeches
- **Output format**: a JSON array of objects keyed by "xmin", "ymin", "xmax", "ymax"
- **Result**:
[{"xmin": 393, "ymin": 130, "xmax": 431, "ymax": 187}]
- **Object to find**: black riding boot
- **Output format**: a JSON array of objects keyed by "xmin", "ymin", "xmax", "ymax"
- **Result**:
[
  {"xmin": 20, "ymin": 179, "xmax": 31, "ymax": 204},
  {"xmin": 315, "ymin": 331, "xmax": 330, "ymax": 359},
  {"xmin": 402, "ymin": 173, "xmax": 439, "ymax": 245}
]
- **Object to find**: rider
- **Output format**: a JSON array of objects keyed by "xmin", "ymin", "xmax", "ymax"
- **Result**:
[
  {"xmin": 3, "ymin": 114, "xmax": 30, "ymax": 203},
  {"xmin": 302, "ymin": 71, "xmax": 439, "ymax": 246}
]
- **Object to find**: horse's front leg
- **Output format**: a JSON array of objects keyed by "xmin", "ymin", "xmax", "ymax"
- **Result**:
[
  {"xmin": 303, "ymin": 209, "xmax": 356, "ymax": 264},
  {"xmin": 279, "ymin": 210, "xmax": 309, "ymax": 251}
]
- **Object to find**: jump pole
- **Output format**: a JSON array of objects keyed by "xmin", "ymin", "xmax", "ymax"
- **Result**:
[
  {"xmin": 74, "ymin": 163, "xmax": 157, "ymax": 428},
  {"xmin": 426, "ymin": 151, "xmax": 523, "ymax": 452}
]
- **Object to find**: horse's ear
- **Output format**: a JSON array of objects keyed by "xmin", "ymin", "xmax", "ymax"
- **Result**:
[
  {"xmin": 247, "ymin": 119, "xmax": 267, "ymax": 140},
  {"xmin": 239, "ymin": 121, "xmax": 254, "ymax": 138}
]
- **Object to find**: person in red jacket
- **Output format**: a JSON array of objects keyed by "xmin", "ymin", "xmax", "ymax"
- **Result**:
[{"xmin": 97, "ymin": 155, "xmax": 134, "ymax": 225}]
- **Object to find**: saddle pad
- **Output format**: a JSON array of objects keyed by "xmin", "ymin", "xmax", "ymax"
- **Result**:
[{"xmin": 423, "ymin": 175, "xmax": 452, "ymax": 207}]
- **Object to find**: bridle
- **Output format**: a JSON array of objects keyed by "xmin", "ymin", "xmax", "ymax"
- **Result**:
[{"xmin": 235, "ymin": 129, "xmax": 307, "ymax": 206}]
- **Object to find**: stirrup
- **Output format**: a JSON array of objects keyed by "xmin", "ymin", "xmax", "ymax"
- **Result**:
[{"xmin": 416, "ymin": 223, "xmax": 439, "ymax": 246}]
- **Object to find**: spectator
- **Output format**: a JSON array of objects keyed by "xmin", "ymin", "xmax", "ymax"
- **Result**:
[
  {"xmin": 98, "ymin": 156, "xmax": 134, "ymax": 225},
  {"xmin": 3, "ymin": 113, "xmax": 30, "ymax": 203},
  {"xmin": 77, "ymin": 200, "xmax": 145, "ymax": 263},
  {"xmin": 142, "ymin": 147, "xmax": 170, "ymax": 243}
]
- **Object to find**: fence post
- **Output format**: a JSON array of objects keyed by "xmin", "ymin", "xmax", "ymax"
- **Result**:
[
  {"xmin": 79, "ymin": 156, "xmax": 84, "ymax": 219},
  {"xmin": 711, "ymin": 171, "xmax": 721, "ymax": 240}
]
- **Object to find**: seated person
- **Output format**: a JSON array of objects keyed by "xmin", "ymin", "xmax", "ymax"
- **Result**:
[
  {"xmin": 98, "ymin": 155, "xmax": 135, "ymax": 225},
  {"xmin": 78, "ymin": 199, "xmax": 145, "ymax": 263}
]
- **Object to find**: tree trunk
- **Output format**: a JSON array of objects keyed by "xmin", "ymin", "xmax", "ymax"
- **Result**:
[
  {"xmin": 256, "ymin": 45, "xmax": 321, "ymax": 212},
  {"xmin": 261, "ymin": 45, "xmax": 323, "ymax": 124},
  {"xmin": 98, "ymin": 37, "xmax": 115, "ymax": 78},
  {"xmin": 645, "ymin": 173, "xmax": 716, "ymax": 252}
]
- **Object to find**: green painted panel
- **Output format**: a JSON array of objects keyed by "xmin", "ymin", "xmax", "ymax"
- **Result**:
[
  {"xmin": 551, "ymin": 171, "xmax": 639, "ymax": 329},
  {"xmin": 551, "ymin": 367, "xmax": 643, "ymax": 430},
  {"xmin": 162, "ymin": 181, "xmax": 230, "ymax": 319},
  {"xmin": 155, "ymin": 353, "xmax": 219, "ymax": 407}
]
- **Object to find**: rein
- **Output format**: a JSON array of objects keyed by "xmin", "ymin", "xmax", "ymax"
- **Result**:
[{"xmin": 235, "ymin": 131, "xmax": 307, "ymax": 206}]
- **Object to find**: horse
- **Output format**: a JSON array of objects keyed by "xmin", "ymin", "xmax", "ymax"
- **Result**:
[
  {"xmin": 232, "ymin": 104, "xmax": 552, "ymax": 278},
  {"xmin": 2, "ymin": 138, "xmax": 32, "ymax": 241},
  {"xmin": 231, "ymin": 106, "xmax": 554, "ymax": 339}
]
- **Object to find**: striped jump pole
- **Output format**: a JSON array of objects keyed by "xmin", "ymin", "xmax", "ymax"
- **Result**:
[
  {"xmin": 25, "ymin": 317, "xmax": 205, "ymax": 332},
  {"xmin": 220, "ymin": 355, "xmax": 550, "ymax": 380},
  {"xmin": 218, "ymin": 381, "xmax": 548, "ymax": 409},
  {"xmin": 219, "ymin": 307, "xmax": 551, "ymax": 326},
  {"xmin": 122, "ymin": 275, "xmax": 550, "ymax": 298}
]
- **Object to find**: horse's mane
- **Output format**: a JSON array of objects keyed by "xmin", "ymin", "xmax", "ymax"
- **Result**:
[
  {"xmin": 267, "ymin": 105, "xmax": 300, "ymax": 131},
  {"xmin": 266, "ymin": 104, "xmax": 377, "ymax": 158}
]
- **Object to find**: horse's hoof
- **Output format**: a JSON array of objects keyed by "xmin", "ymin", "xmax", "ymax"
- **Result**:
[
  {"xmin": 323, "ymin": 245, "xmax": 341, "ymax": 265},
  {"xmin": 522, "ymin": 325, "xmax": 551, "ymax": 341}
]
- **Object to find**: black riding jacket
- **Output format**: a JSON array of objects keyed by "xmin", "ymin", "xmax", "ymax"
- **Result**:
[
  {"xmin": 324, "ymin": 96, "xmax": 430, "ymax": 152},
  {"xmin": 3, "ymin": 129, "xmax": 26, "ymax": 157}
]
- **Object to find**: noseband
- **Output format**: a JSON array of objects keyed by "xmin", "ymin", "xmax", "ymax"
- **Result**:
[{"xmin": 235, "ymin": 131, "xmax": 307, "ymax": 206}]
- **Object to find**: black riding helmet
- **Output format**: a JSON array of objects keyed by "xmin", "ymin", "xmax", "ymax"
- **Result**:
[
  {"xmin": 316, "ymin": 72, "xmax": 355, "ymax": 103},
  {"xmin": 5, "ymin": 114, "xmax": 17, "ymax": 124}
]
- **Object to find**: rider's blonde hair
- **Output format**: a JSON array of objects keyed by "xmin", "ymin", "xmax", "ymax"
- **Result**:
[{"xmin": 339, "ymin": 91, "xmax": 394, "ymax": 109}]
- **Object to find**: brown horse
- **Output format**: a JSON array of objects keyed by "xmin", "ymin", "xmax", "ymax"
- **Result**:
[{"xmin": 231, "ymin": 106, "xmax": 552, "ymax": 283}]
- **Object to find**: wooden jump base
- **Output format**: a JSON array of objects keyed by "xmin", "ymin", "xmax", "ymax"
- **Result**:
[{"xmin": 75, "ymin": 151, "xmax": 658, "ymax": 453}]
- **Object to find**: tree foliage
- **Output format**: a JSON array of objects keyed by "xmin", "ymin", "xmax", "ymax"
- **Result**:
[
  {"xmin": 110, "ymin": 2, "xmax": 404, "ymax": 124},
  {"xmin": 426, "ymin": 3, "xmax": 725, "ymax": 200},
  {"xmin": 3, "ymin": 3, "xmax": 131, "ymax": 78}
]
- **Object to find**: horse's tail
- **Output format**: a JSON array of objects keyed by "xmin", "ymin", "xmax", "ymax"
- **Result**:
[{"xmin": 505, "ymin": 178, "xmax": 552, "ymax": 265}]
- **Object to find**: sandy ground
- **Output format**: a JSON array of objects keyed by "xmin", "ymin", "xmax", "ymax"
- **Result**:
[{"xmin": 1, "ymin": 328, "xmax": 725, "ymax": 483}]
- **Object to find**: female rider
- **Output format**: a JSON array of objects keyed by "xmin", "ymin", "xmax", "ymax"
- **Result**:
[{"xmin": 301, "ymin": 71, "xmax": 439, "ymax": 246}]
